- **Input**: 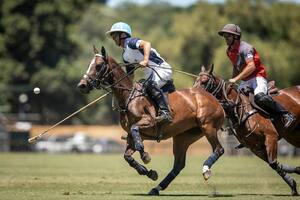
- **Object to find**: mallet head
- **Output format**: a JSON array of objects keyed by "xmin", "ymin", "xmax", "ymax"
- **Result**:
[{"xmin": 28, "ymin": 136, "xmax": 40, "ymax": 143}]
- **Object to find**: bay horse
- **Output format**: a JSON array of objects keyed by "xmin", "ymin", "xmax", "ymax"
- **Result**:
[
  {"xmin": 77, "ymin": 46, "xmax": 225, "ymax": 195},
  {"xmin": 194, "ymin": 65, "xmax": 300, "ymax": 196}
]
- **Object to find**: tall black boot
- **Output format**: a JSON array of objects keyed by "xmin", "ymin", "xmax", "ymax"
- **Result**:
[
  {"xmin": 254, "ymin": 92, "xmax": 295, "ymax": 129},
  {"xmin": 147, "ymin": 82, "xmax": 172, "ymax": 124}
]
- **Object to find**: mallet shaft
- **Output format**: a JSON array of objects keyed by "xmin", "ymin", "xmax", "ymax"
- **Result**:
[
  {"xmin": 174, "ymin": 69, "xmax": 198, "ymax": 78},
  {"xmin": 28, "ymin": 92, "xmax": 111, "ymax": 143}
]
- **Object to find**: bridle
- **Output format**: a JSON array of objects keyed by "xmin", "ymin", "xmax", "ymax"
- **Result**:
[
  {"xmin": 199, "ymin": 71, "xmax": 242, "ymax": 107},
  {"xmin": 83, "ymin": 54, "xmax": 145, "ymax": 95},
  {"xmin": 82, "ymin": 54, "xmax": 112, "ymax": 91},
  {"xmin": 197, "ymin": 72, "xmax": 224, "ymax": 99}
]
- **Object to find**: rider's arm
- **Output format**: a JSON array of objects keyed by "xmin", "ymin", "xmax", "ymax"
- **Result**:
[
  {"xmin": 232, "ymin": 61, "xmax": 255, "ymax": 82},
  {"xmin": 138, "ymin": 40, "xmax": 151, "ymax": 67}
]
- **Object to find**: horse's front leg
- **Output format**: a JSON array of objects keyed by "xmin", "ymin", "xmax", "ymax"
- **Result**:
[
  {"xmin": 123, "ymin": 138, "xmax": 158, "ymax": 181},
  {"xmin": 202, "ymin": 125, "xmax": 224, "ymax": 180},
  {"xmin": 131, "ymin": 124, "xmax": 151, "ymax": 164}
]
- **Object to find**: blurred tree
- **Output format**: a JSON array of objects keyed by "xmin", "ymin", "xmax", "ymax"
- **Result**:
[
  {"xmin": 167, "ymin": 2, "xmax": 223, "ymax": 75},
  {"xmin": 1, "ymin": 0, "xmax": 299, "ymax": 124},
  {"xmin": 0, "ymin": 0, "xmax": 104, "ymax": 118}
]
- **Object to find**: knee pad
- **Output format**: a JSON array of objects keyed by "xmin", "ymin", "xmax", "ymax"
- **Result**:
[{"xmin": 146, "ymin": 81, "xmax": 163, "ymax": 98}]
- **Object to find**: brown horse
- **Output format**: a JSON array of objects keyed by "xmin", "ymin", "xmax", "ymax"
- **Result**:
[
  {"xmin": 194, "ymin": 65, "xmax": 300, "ymax": 196},
  {"xmin": 77, "ymin": 46, "xmax": 225, "ymax": 195}
]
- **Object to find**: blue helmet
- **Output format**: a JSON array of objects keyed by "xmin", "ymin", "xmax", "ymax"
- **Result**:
[{"xmin": 106, "ymin": 22, "xmax": 132, "ymax": 37}]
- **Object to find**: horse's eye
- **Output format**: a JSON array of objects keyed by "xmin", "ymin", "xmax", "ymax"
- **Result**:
[
  {"xmin": 96, "ymin": 63, "xmax": 103, "ymax": 71},
  {"xmin": 201, "ymin": 76, "xmax": 209, "ymax": 83}
]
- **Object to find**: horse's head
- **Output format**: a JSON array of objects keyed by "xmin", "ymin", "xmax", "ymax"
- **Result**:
[
  {"xmin": 77, "ymin": 46, "xmax": 112, "ymax": 94},
  {"xmin": 194, "ymin": 64, "xmax": 217, "ymax": 93},
  {"xmin": 195, "ymin": 64, "xmax": 241, "ymax": 118},
  {"xmin": 194, "ymin": 64, "xmax": 229, "ymax": 100}
]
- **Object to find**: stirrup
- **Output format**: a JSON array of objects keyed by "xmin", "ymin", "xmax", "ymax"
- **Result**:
[
  {"xmin": 282, "ymin": 114, "xmax": 296, "ymax": 129},
  {"xmin": 155, "ymin": 111, "xmax": 172, "ymax": 124},
  {"xmin": 234, "ymin": 143, "xmax": 245, "ymax": 149},
  {"xmin": 156, "ymin": 133, "xmax": 163, "ymax": 143},
  {"xmin": 155, "ymin": 116, "xmax": 172, "ymax": 124}
]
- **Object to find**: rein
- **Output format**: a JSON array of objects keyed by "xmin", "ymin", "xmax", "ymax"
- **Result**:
[{"xmin": 84, "ymin": 57, "xmax": 141, "ymax": 92}]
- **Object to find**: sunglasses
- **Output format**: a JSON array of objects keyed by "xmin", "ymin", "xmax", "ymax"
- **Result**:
[
  {"xmin": 111, "ymin": 33, "xmax": 119, "ymax": 40},
  {"xmin": 223, "ymin": 33, "xmax": 233, "ymax": 38}
]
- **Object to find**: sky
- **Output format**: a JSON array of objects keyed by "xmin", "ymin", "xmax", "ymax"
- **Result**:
[{"xmin": 107, "ymin": 0, "xmax": 300, "ymax": 7}]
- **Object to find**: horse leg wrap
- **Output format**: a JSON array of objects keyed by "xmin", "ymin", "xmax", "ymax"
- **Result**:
[
  {"xmin": 277, "ymin": 162, "xmax": 298, "ymax": 173},
  {"xmin": 159, "ymin": 169, "xmax": 180, "ymax": 190},
  {"xmin": 131, "ymin": 125, "xmax": 144, "ymax": 152},
  {"xmin": 124, "ymin": 154, "xmax": 148, "ymax": 175},
  {"xmin": 278, "ymin": 170, "xmax": 296, "ymax": 193},
  {"xmin": 270, "ymin": 161, "xmax": 296, "ymax": 191},
  {"xmin": 203, "ymin": 148, "xmax": 224, "ymax": 168}
]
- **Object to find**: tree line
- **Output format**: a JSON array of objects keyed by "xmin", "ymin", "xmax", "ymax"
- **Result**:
[{"xmin": 1, "ymin": 0, "xmax": 300, "ymax": 124}]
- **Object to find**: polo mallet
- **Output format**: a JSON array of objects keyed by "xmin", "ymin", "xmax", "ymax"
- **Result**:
[{"xmin": 28, "ymin": 92, "xmax": 111, "ymax": 143}]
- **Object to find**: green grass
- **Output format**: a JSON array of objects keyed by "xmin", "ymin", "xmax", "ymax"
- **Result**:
[{"xmin": 0, "ymin": 153, "xmax": 299, "ymax": 200}]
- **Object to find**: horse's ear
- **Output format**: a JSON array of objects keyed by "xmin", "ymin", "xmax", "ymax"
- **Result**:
[
  {"xmin": 101, "ymin": 46, "xmax": 107, "ymax": 61},
  {"xmin": 93, "ymin": 45, "xmax": 99, "ymax": 54},
  {"xmin": 201, "ymin": 65, "xmax": 206, "ymax": 72},
  {"xmin": 208, "ymin": 63, "xmax": 214, "ymax": 75}
]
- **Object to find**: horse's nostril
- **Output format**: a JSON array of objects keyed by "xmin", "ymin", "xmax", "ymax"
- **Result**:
[
  {"xmin": 77, "ymin": 83, "xmax": 89, "ymax": 94},
  {"xmin": 77, "ymin": 83, "xmax": 86, "ymax": 89}
]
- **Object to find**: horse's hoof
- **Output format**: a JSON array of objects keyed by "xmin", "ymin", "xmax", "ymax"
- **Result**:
[
  {"xmin": 141, "ymin": 152, "xmax": 151, "ymax": 164},
  {"xmin": 148, "ymin": 188, "xmax": 159, "ymax": 195},
  {"xmin": 202, "ymin": 165, "xmax": 211, "ymax": 181},
  {"xmin": 147, "ymin": 170, "xmax": 158, "ymax": 181},
  {"xmin": 295, "ymin": 167, "xmax": 300, "ymax": 175},
  {"xmin": 292, "ymin": 191, "xmax": 299, "ymax": 196},
  {"xmin": 292, "ymin": 180, "xmax": 299, "ymax": 196}
]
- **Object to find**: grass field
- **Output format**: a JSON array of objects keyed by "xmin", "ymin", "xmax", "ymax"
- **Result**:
[{"xmin": 0, "ymin": 153, "xmax": 299, "ymax": 200}]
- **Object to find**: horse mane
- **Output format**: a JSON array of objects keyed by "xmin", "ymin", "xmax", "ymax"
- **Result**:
[{"xmin": 107, "ymin": 55, "xmax": 133, "ymax": 88}]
